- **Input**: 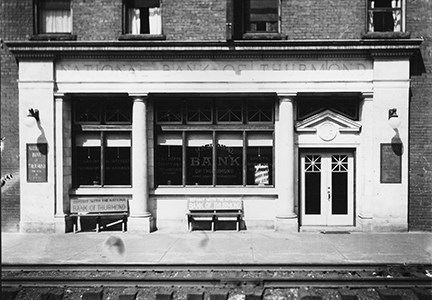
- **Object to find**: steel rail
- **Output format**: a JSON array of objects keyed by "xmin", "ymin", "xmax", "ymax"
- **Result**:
[
  {"xmin": 2, "ymin": 263, "xmax": 430, "ymax": 272},
  {"xmin": 2, "ymin": 275, "xmax": 431, "ymax": 289}
]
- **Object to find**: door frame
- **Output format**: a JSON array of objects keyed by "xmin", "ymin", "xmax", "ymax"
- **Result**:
[{"xmin": 299, "ymin": 148, "xmax": 356, "ymax": 227}]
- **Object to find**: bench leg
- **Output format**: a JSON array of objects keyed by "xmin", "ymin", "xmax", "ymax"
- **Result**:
[{"xmin": 212, "ymin": 216, "xmax": 215, "ymax": 232}]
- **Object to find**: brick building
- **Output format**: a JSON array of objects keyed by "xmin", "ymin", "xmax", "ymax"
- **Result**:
[{"xmin": 1, "ymin": 0, "xmax": 431, "ymax": 233}]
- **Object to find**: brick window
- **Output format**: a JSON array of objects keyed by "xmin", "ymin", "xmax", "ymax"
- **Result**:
[
  {"xmin": 123, "ymin": 0, "xmax": 162, "ymax": 35},
  {"xmin": 155, "ymin": 97, "xmax": 275, "ymax": 187},
  {"xmin": 35, "ymin": 0, "xmax": 71, "ymax": 34},
  {"xmin": 367, "ymin": 0, "xmax": 403, "ymax": 32},
  {"xmin": 230, "ymin": 0, "xmax": 280, "ymax": 39},
  {"xmin": 72, "ymin": 98, "xmax": 132, "ymax": 187}
]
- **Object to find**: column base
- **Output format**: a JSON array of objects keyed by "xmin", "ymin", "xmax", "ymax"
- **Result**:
[
  {"xmin": 128, "ymin": 215, "xmax": 153, "ymax": 233},
  {"xmin": 358, "ymin": 214, "xmax": 373, "ymax": 232},
  {"xmin": 54, "ymin": 215, "xmax": 67, "ymax": 233},
  {"xmin": 275, "ymin": 216, "xmax": 298, "ymax": 232}
]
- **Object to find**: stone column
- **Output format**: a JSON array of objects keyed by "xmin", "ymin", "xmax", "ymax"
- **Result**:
[
  {"xmin": 358, "ymin": 92, "xmax": 374, "ymax": 231},
  {"xmin": 54, "ymin": 94, "xmax": 65, "ymax": 232},
  {"xmin": 275, "ymin": 96, "xmax": 298, "ymax": 231},
  {"xmin": 130, "ymin": 95, "xmax": 151, "ymax": 232}
]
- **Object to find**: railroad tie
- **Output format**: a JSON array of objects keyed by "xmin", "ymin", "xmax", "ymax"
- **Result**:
[
  {"xmin": 117, "ymin": 288, "xmax": 138, "ymax": 300},
  {"xmin": 187, "ymin": 292, "xmax": 204, "ymax": 300},
  {"xmin": 1, "ymin": 287, "xmax": 20, "ymax": 300},
  {"xmin": 245, "ymin": 289, "xmax": 264, "ymax": 300},
  {"xmin": 338, "ymin": 288, "xmax": 359, "ymax": 300},
  {"xmin": 155, "ymin": 292, "xmax": 174, "ymax": 300},
  {"xmin": 81, "ymin": 287, "xmax": 104, "ymax": 300},
  {"xmin": 376, "ymin": 289, "xmax": 403, "ymax": 300},
  {"xmin": 209, "ymin": 292, "xmax": 228, "ymax": 300},
  {"xmin": 40, "ymin": 288, "xmax": 64, "ymax": 300}
]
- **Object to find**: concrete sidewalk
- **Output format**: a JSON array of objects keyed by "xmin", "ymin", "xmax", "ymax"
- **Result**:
[{"xmin": 2, "ymin": 231, "xmax": 432, "ymax": 265}]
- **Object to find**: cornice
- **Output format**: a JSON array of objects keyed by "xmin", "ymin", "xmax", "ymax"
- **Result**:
[{"xmin": 5, "ymin": 39, "xmax": 423, "ymax": 60}]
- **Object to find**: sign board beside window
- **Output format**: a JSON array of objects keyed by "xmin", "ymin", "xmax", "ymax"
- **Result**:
[
  {"xmin": 380, "ymin": 143, "xmax": 402, "ymax": 183},
  {"xmin": 27, "ymin": 143, "xmax": 48, "ymax": 182}
]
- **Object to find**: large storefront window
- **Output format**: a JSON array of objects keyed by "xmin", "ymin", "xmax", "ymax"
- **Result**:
[
  {"xmin": 154, "ymin": 96, "xmax": 274, "ymax": 187},
  {"xmin": 73, "ymin": 98, "xmax": 132, "ymax": 187}
]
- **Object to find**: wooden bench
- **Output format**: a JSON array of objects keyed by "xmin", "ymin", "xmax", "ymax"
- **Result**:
[
  {"xmin": 186, "ymin": 199, "xmax": 243, "ymax": 232},
  {"xmin": 70, "ymin": 197, "xmax": 129, "ymax": 233}
]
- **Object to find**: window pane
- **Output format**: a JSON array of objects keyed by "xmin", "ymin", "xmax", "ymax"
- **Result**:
[
  {"xmin": 305, "ymin": 155, "xmax": 321, "ymax": 215},
  {"xmin": 156, "ymin": 100, "xmax": 182, "ymax": 123},
  {"xmin": 104, "ymin": 133, "xmax": 131, "ymax": 185},
  {"xmin": 104, "ymin": 100, "xmax": 132, "ymax": 124},
  {"xmin": 75, "ymin": 100, "xmax": 101, "ymax": 124},
  {"xmin": 39, "ymin": 0, "xmax": 71, "ymax": 33},
  {"xmin": 246, "ymin": 133, "xmax": 273, "ymax": 185},
  {"xmin": 187, "ymin": 100, "xmax": 212, "ymax": 123},
  {"xmin": 369, "ymin": 0, "xmax": 402, "ymax": 32},
  {"xmin": 247, "ymin": 99, "xmax": 273, "ymax": 122},
  {"xmin": 186, "ymin": 133, "xmax": 213, "ymax": 185},
  {"xmin": 76, "ymin": 147, "xmax": 101, "ymax": 186},
  {"xmin": 126, "ymin": 0, "xmax": 161, "ymax": 34},
  {"xmin": 216, "ymin": 133, "xmax": 243, "ymax": 185},
  {"xmin": 156, "ymin": 133, "xmax": 183, "ymax": 185},
  {"xmin": 216, "ymin": 99, "xmax": 243, "ymax": 123},
  {"xmin": 297, "ymin": 97, "xmax": 359, "ymax": 121},
  {"xmin": 246, "ymin": 0, "xmax": 278, "ymax": 33}
]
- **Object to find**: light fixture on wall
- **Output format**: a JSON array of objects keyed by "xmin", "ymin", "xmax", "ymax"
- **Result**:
[
  {"xmin": 24, "ymin": 108, "xmax": 40, "ymax": 127},
  {"xmin": 388, "ymin": 108, "xmax": 401, "ymax": 129}
]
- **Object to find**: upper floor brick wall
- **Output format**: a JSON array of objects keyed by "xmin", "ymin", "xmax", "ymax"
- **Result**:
[{"xmin": 282, "ymin": 0, "xmax": 366, "ymax": 40}]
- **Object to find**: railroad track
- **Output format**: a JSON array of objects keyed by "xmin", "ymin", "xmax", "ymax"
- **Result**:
[{"xmin": 2, "ymin": 263, "xmax": 432, "ymax": 299}]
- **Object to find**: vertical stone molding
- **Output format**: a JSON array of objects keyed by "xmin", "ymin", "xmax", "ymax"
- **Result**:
[
  {"xmin": 275, "ymin": 96, "xmax": 297, "ymax": 230},
  {"xmin": 54, "ymin": 94, "xmax": 65, "ymax": 232},
  {"xmin": 130, "ymin": 95, "xmax": 152, "ymax": 232},
  {"xmin": 359, "ymin": 92, "xmax": 374, "ymax": 231}
]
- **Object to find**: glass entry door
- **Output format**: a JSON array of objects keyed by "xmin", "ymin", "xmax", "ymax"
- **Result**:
[{"xmin": 300, "ymin": 151, "xmax": 354, "ymax": 226}]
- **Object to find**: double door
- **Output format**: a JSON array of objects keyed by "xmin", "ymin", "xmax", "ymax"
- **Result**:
[{"xmin": 300, "ymin": 151, "xmax": 354, "ymax": 226}]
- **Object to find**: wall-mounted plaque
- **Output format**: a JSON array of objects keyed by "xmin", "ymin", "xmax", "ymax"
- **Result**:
[
  {"xmin": 27, "ymin": 143, "xmax": 48, "ymax": 182},
  {"xmin": 380, "ymin": 143, "xmax": 402, "ymax": 183}
]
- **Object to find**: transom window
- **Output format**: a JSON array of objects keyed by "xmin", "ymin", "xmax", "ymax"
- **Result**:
[
  {"xmin": 296, "ymin": 95, "xmax": 360, "ymax": 121},
  {"xmin": 124, "ymin": 0, "xmax": 162, "ymax": 35},
  {"xmin": 72, "ymin": 98, "xmax": 132, "ymax": 187},
  {"xmin": 35, "ymin": 0, "xmax": 71, "ymax": 34},
  {"xmin": 155, "ymin": 97, "xmax": 275, "ymax": 187},
  {"xmin": 368, "ymin": 0, "xmax": 403, "ymax": 32}
]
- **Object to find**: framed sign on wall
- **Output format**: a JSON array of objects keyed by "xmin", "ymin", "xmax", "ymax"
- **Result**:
[
  {"xmin": 380, "ymin": 143, "xmax": 402, "ymax": 184},
  {"xmin": 27, "ymin": 143, "xmax": 48, "ymax": 182}
]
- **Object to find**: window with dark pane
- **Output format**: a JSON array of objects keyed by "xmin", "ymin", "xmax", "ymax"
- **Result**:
[
  {"xmin": 156, "ymin": 100, "xmax": 182, "ymax": 123},
  {"xmin": 156, "ymin": 133, "xmax": 183, "ymax": 186},
  {"xmin": 75, "ymin": 133, "xmax": 101, "ymax": 186},
  {"xmin": 186, "ymin": 133, "xmax": 213, "ymax": 185},
  {"xmin": 245, "ymin": 0, "xmax": 279, "ymax": 33},
  {"xmin": 297, "ymin": 96, "xmax": 360, "ymax": 121},
  {"xmin": 124, "ymin": 0, "xmax": 162, "ymax": 35},
  {"xmin": 104, "ymin": 100, "xmax": 132, "ymax": 124},
  {"xmin": 216, "ymin": 133, "xmax": 243, "ymax": 185},
  {"xmin": 104, "ymin": 132, "xmax": 131, "ymax": 185},
  {"xmin": 216, "ymin": 99, "xmax": 243, "ymax": 123},
  {"xmin": 247, "ymin": 99, "xmax": 273, "ymax": 122},
  {"xmin": 368, "ymin": 0, "xmax": 402, "ymax": 32},
  {"xmin": 74, "ymin": 100, "xmax": 101, "ymax": 124},
  {"xmin": 246, "ymin": 132, "xmax": 273, "ymax": 185},
  {"xmin": 187, "ymin": 99, "xmax": 212, "ymax": 123},
  {"xmin": 305, "ymin": 155, "xmax": 321, "ymax": 215}
]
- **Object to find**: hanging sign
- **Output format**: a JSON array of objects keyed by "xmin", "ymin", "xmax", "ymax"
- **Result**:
[{"xmin": 27, "ymin": 143, "xmax": 48, "ymax": 182}]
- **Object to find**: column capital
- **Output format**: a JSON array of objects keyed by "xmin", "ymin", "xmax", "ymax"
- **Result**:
[
  {"xmin": 129, "ymin": 93, "xmax": 149, "ymax": 101},
  {"xmin": 278, "ymin": 93, "xmax": 297, "ymax": 102},
  {"xmin": 362, "ymin": 91, "xmax": 374, "ymax": 101},
  {"xmin": 54, "ymin": 93, "xmax": 65, "ymax": 101}
]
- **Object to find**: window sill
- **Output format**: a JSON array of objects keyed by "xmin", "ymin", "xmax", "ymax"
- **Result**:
[
  {"xmin": 241, "ymin": 33, "xmax": 287, "ymax": 40},
  {"xmin": 361, "ymin": 32, "xmax": 411, "ymax": 39},
  {"xmin": 118, "ymin": 34, "xmax": 166, "ymax": 41},
  {"xmin": 29, "ymin": 34, "xmax": 77, "ymax": 41}
]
